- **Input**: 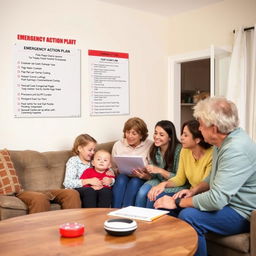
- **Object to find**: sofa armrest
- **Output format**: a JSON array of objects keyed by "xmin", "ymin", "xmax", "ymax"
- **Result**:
[
  {"xmin": 0, "ymin": 195, "xmax": 27, "ymax": 210},
  {"xmin": 250, "ymin": 210, "xmax": 256, "ymax": 255}
]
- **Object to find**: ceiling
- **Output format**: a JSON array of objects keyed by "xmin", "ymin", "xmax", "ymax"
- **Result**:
[{"xmin": 98, "ymin": 0, "xmax": 223, "ymax": 17}]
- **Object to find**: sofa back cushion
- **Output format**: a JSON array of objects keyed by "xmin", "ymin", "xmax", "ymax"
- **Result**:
[
  {"xmin": 9, "ymin": 150, "xmax": 72, "ymax": 191},
  {"xmin": 8, "ymin": 141, "xmax": 115, "ymax": 191},
  {"xmin": 95, "ymin": 141, "xmax": 115, "ymax": 152},
  {"xmin": 0, "ymin": 149, "xmax": 23, "ymax": 195}
]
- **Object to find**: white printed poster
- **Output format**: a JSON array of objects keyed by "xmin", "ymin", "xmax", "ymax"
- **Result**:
[
  {"xmin": 14, "ymin": 43, "xmax": 80, "ymax": 117},
  {"xmin": 89, "ymin": 50, "xmax": 129, "ymax": 116}
]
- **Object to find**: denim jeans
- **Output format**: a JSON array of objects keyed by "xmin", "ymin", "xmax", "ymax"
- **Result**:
[
  {"xmin": 135, "ymin": 183, "xmax": 152, "ymax": 207},
  {"xmin": 112, "ymin": 174, "xmax": 145, "ymax": 208},
  {"xmin": 178, "ymin": 206, "xmax": 250, "ymax": 256}
]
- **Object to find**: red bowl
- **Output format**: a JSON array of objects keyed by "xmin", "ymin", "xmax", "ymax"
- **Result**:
[{"xmin": 59, "ymin": 223, "xmax": 85, "ymax": 238}]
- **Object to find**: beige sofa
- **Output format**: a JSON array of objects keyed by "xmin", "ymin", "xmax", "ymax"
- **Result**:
[
  {"xmin": 0, "ymin": 141, "xmax": 115, "ymax": 220},
  {"xmin": 206, "ymin": 215, "xmax": 256, "ymax": 256},
  {"xmin": 0, "ymin": 141, "xmax": 254, "ymax": 255}
]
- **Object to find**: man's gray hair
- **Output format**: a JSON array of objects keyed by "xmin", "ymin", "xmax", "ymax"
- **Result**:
[{"xmin": 193, "ymin": 97, "xmax": 239, "ymax": 134}]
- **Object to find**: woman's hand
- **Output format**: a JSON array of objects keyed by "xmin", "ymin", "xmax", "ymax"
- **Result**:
[
  {"xmin": 147, "ymin": 182, "xmax": 167, "ymax": 201},
  {"xmin": 106, "ymin": 170, "xmax": 115, "ymax": 176},
  {"xmin": 145, "ymin": 165, "xmax": 164, "ymax": 175},
  {"xmin": 145, "ymin": 165, "xmax": 159, "ymax": 174},
  {"xmin": 154, "ymin": 195, "xmax": 176, "ymax": 210},
  {"xmin": 132, "ymin": 168, "xmax": 151, "ymax": 180},
  {"xmin": 172, "ymin": 189, "xmax": 194, "ymax": 199}
]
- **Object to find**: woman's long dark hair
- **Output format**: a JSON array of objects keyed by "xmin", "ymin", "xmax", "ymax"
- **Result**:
[
  {"xmin": 149, "ymin": 120, "xmax": 180, "ymax": 170},
  {"xmin": 182, "ymin": 120, "xmax": 211, "ymax": 149}
]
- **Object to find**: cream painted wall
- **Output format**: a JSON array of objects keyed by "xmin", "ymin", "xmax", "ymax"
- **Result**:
[
  {"xmin": 168, "ymin": 0, "xmax": 256, "ymax": 54},
  {"xmin": 0, "ymin": 0, "xmax": 170, "ymax": 151},
  {"xmin": 167, "ymin": 0, "xmax": 255, "ymax": 134},
  {"xmin": 1, "ymin": 0, "xmax": 255, "ymax": 152}
]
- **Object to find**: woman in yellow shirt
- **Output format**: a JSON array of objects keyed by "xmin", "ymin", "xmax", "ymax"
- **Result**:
[{"xmin": 147, "ymin": 120, "xmax": 213, "ymax": 208}]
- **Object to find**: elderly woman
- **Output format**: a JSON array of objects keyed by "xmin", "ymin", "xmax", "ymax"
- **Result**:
[
  {"xmin": 154, "ymin": 97, "xmax": 256, "ymax": 256},
  {"xmin": 112, "ymin": 117, "xmax": 152, "ymax": 208}
]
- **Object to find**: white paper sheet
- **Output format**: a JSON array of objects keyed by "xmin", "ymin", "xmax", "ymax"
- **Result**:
[
  {"xmin": 113, "ymin": 155, "xmax": 145, "ymax": 175},
  {"xmin": 108, "ymin": 206, "xmax": 169, "ymax": 222}
]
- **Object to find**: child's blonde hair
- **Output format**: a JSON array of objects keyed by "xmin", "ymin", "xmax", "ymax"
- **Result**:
[
  {"xmin": 93, "ymin": 149, "xmax": 111, "ymax": 159},
  {"xmin": 72, "ymin": 134, "xmax": 97, "ymax": 155}
]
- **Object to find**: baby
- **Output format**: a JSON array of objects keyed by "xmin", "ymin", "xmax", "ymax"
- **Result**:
[{"xmin": 79, "ymin": 149, "xmax": 115, "ymax": 207}]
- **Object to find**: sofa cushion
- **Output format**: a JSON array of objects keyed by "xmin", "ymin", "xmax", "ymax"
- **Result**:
[
  {"xmin": 9, "ymin": 150, "xmax": 72, "ymax": 191},
  {"xmin": 0, "ymin": 194, "xmax": 27, "ymax": 210},
  {"xmin": 0, "ymin": 194, "xmax": 61, "ymax": 211},
  {"xmin": 0, "ymin": 149, "xmax": 23, "ymax": 195},
  {"xmin": 206, "ymin": 232, "xmax": 250, "ymax": 253},
  {"xmin": 95, "ymin": 141, "xmax": 116, "ymax": 152}
]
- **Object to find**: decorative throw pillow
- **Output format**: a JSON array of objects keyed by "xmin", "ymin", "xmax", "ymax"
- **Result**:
[{"xmin": 0, "ymin": 149, "xmax": 23, "ymax": 195}]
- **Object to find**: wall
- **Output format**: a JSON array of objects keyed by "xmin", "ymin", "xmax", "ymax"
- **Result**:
[
  {"xmin": 168, "ymin": 0, "xmax": 256, "ymax": 54},
  {"xmin": 167, "ymin": 0, "xmax": 255, "ymax": 132},
  {"xmin": 1, "ymin": 0, "xmax": 255, "ymax": 151},
  {"xmin": 0, "ymin": 0, "xmax": 170, "ymax": 151}
]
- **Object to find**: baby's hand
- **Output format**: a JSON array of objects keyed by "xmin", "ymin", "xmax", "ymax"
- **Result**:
[
  {"xmin": 102, "ymin": 177, "xmax": 112, "ymax": 186},
  {"xmin": 92, "ymin": 185, "xmax": 103, "ymax": 190},
  {"xmin": 89, "ymin": 177, "xmax": 102, "ymax": 186}
]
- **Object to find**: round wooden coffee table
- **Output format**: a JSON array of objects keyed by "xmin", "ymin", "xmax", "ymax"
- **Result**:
[{"xmin": 0, "ymin": 208, "xmax": 197, "ymax": 255}]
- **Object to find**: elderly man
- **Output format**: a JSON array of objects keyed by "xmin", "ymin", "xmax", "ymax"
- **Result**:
[{"xmin": 154, "ymin": 97, "xmax": 256, "ymax": 256}]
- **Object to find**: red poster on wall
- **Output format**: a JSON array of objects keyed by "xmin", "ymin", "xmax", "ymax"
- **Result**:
[{"xmin": 88, "ymin": 50, "xmax": 129, "ymax": 116}]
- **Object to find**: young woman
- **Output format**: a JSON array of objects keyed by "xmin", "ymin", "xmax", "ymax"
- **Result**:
[
  {"xmin": 112, "ymin": 117, "xmax": 152, "ymax": 208},
  {"xmin": 135, "ymin": 120, "xmax": 182, "ymax": 207},
  {"xmin": 147, "ymin": 120, "xmax": 213, "ymax": 208}
]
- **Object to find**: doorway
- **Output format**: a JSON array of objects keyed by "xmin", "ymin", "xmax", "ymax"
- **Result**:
[
  {"xmin": 168, "ymin": 46, "xmax": 231, "ymax": 134},
  {"xmin": 180, "ymin": 58, "xmax": 210, "ymax": 126}
]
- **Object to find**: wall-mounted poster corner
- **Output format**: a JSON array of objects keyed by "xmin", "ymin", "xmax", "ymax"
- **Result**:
[
  {"xmin": 88, "ymin": 49, "xmax": 129, "ymax": 116},
  {"xmin": 13, "ymin": 42, "xmax": 81, "ymax": 118}
]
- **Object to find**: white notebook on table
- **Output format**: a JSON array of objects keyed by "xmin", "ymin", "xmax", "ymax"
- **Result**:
[
  {"xmin": 113, "ymin": 155, "xmax": 145, "ymax": 175},
  {"xmin": 108, "ymin": 206, "xmax": 169, "ymax": 222}
]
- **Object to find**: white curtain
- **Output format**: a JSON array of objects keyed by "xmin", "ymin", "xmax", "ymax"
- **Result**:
[{"xmin": 226, "ymin": 25, "xmax": 256, "ymax": 141}]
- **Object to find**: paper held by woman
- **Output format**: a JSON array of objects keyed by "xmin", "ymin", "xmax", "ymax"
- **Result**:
[{"xmin": 113, "ymin": 156, "xmax": 145, "ymax": 175}]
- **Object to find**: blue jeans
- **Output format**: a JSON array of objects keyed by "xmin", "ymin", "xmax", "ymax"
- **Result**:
[
  {"xmin": 112, "ymin": 174, "xmax": 145, "ymax": 208},
  {"xmin": 178, "ymin": 206, "xmax": 250, "ymax": 256},
  {"xmin": 135, "ymin": 183, "xmax": 152, "ymax": 207}
]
